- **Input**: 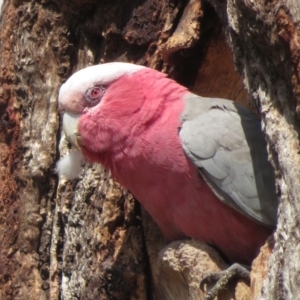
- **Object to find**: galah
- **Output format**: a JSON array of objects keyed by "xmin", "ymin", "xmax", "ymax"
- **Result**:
[{"xmin": 57, "ymin": 62, "xmax": 277, "ymax": 266}]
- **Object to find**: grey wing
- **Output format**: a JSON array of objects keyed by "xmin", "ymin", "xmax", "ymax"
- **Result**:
[{"xmin": 180, "ymin": 94, "xmax": 277, "ymax": 227}]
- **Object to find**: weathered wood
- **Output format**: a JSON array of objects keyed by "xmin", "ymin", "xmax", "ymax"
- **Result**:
[
  {"xmin": 2, "ymin": 0, "xmax": 294, "ymax": 299},
  {"xmin": 205, "ymin": 0, "xmax": 300, "ymax": 298}
]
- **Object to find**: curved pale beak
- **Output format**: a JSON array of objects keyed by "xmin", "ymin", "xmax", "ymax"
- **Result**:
[{"xmin": 62, "ymin": 112, "xmax": 83, "ymax": 149}]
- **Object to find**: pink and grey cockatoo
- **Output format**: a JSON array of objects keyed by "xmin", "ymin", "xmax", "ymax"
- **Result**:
[{"xmin": 57, "ymin": 62, "xmax": 277, "ymax": 266}]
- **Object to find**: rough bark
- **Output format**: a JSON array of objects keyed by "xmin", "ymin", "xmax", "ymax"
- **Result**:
[
  {"xmin": 204, "ymin": 0, "xmax": 300, "ymax": 299},
  {"xmin": 0, "ymin": 0, "xmax": 297, "ymax": 299}
]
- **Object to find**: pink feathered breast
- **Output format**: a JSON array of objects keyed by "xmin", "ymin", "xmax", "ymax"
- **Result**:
[{"xmin": 79, "ymin": 68, "xmax": 272, "ymax": 264}]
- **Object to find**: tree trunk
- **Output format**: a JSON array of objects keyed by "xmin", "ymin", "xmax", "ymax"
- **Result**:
[
  {"xmin": 0, "ymin": 0, "xmax": 297, "ymax": 299},
  {"xmin": 204, "ymin": 1, "xmax": 300, "ymax": 299}
]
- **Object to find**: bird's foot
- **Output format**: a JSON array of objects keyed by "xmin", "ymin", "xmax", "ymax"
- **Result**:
[{"xmin": 200, "ymin": 263, "xmax": 250, "ymax": 300}]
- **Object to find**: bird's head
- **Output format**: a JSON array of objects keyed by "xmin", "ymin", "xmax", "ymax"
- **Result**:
[
  {"xmin": 57, "ymin": 62, "xmax": 187, "ymax": 178},
  {"xmin": 58, "ymin": 63, "xmax": 145, "ymax": 156}
]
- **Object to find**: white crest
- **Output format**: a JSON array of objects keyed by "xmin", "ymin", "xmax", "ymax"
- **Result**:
[{"xmin": 59, "ymin": 62, "xmax": 145, "ymax": 107}]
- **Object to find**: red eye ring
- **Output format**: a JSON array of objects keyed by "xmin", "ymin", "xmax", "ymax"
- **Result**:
[{"xmin": 85, "ymin": 85, "xmax": 106, "ymax": 107}]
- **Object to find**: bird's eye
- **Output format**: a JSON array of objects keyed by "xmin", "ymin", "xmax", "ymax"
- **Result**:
[
  {"xmin": 91, "ymin": 87, "xmax": 101, "ymax": 97},
  {"xmin": 85, "ymin": 85, "xmax": 106, "ymax": 107}
]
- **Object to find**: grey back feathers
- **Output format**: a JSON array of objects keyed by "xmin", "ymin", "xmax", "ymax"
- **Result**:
[{"xmin": 180, "ymin": 94, "xmax": 277, "ymax": 227}]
